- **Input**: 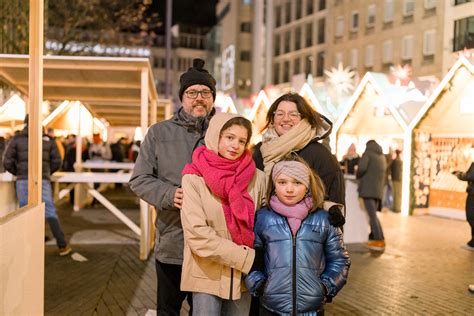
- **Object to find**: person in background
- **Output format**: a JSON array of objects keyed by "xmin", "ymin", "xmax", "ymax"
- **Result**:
[
  {"xmin": 246, "ymin": 155, "xmax": 350, "ymax": 315},
  {"xmin": 180, "ymin": 113, "xmax": 266, "ymax": 315},
  {"xmin": 3, "ymin": 115, "xmax": 72, "ymax": 256},
  {"xmin": 0, "ymin": 136, "xmax": 5, "ymax": 173},
  {"xmin": 341, "ymin": 143, "xmax": 360, "ymax": 175},
  {"xmin": 63, "ymin": 134, "xmax": 89, "ymax": 206},
  {"xmin": 382, "ymin": 148, "xmax": 394, "ymax": 210},
  {"xmin": 357, "ymin": 140, "xmax": 387, "ymax": 251},
  {"xmin": 129, "ymin": 58, "xmax": 216, "ymax": 315},
  {"xmin": 453, "ymin": 162, "xmax": 474, "ymax": 251},
  {"xmin": 111, "ymin": 137, "xmax": 129, "ymax": 162},
  {"xmin": 128, "ymin": 140, "xmax": 141, "ymax": 162},
  {"xmin": 390, "ymin": 150, "xmax": 403, "ymax": 213},
  {"xmin": 47, "ymin": 127, "xmax": 65, "ymax": 162},
  {"xmin": 89, "ymin": 133, "xmax": 112, "ymax": 161}
]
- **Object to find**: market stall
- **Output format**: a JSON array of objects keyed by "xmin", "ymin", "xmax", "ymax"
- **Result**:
[
  {"xmin": 404, "ymin": 56, "xmax": 474, "ymax": 219},
  {"xmin": 331, "ymin": 71, "xmax": 437, "ymax": 218},
  {"xmin": 248, "ymin": 89, "xmax": 271, "ymax": 144}
]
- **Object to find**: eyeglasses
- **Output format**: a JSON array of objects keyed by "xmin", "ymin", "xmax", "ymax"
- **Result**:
[
  {"xmin": 184, "ymin": 89, "xmax": 213, "ymax": 99},
  {"xmin": 273, "ymin": 110, "xmax": 301, "ymax": 120}
]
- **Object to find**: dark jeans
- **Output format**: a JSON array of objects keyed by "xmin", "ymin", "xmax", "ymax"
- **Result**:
[
  {"xmin": 363, "ymin": 198, "xmax": 384, "ymax": 241},
  {"xmin": 466, "ymin": 194, "xmax": 474, "ymax": 246},
  {"xmin": 155, "ymin": 260, "xmax": 192, "ymax": 316},
  {"xmin": 16, "ymin": 179, "xmax": 67, "ymax": 248}
]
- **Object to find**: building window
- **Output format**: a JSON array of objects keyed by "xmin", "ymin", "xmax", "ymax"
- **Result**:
[
  {"xmin": 403, "ymin": 0, "xmax": 415, "ymax": 17},
  {"xmin": 296, "ymin": 0, "xmax": 303, "ymax": 19},
  {"xmin": 273, "ymin": 63, "xmax": 280, "ymax": 84},
  {"xmin": 306, "ymin": 23, "xmax": 313, "ymax": 47},
  {"xmin": 295, "ymin": 27, "xmax": 302, "ymax": 50},
  {"xmin": 294, "ymin": 57, "xmax": 301, "ymax": 75},
  {"xmin": 424, "ymin": 0, "xmax": 437, "ymax": 9},
  {"xmin": 351, "ymin": 12, "xmax": 359, "ymax": 32},
  {"xmin": 384, "ymin": 0, "xmax": 394, "ymax": 22},
  {"xmin": 285, "ymin": 2, "xmax": 291, "ymax": 24},
  {"xmin": 382, "ymin": 40, "xmax": 393, "ymax": 64},
  {"xmin": 455, "ymin": 0, "xmax": 471, "ymax": 4},
  {"xmin": 454, "ymin": 16, "xmax": 474, "ymax": 51},
  {"xmin": 274, "ymin": 34, "xmax": 281, "ymax": 56},
  {"xmin": 365, "ymin": 45, "xmax": 374, "ymax": 67},
  {"xmin": 240, "ymin": 50, "xmax": 251, "ymax": 61},
  {"xmin": 335, "ymin": 16, "xmax": 344, "ymax": 37},
  {"xmin": 316, "ymin": 52, "xmax": 325, "ymax": 77},
  {"xmin": 305, "ymin": 55, "xmax": 313, "ymax": 76},
  {"xmin": 402, "ymin": 35, "xmax": 414, "ymax": 60},
  {"xmin": 350, "ymin": 49, "xmax": 358, "ymax": 69},
  {"xmin": 367, "ymin": 4, "xmax": 376, "ymax": 27},
  {"xmin": 284, "ymin": 31, "xmax": 291, "ymax": 53},
  {"xmin": 317, "ymin": 18, "xmax": 325, "ymax": 44},
  {"xmin": 318, "ymin": 0, "xmax": 326, "ymax": 11},
  {"xmin": 335, "ymin": 52, "xmax": 343, "ymax": 66},
  {"xmin": 283, "ymin": 60, "xmax": 290, "ymax": 82},
  {"xmin": 423, "ymin": 30, "xmax": 436, "ymax": 56},
  {"xmin": 240, "ymin": 22, "xmax": 251, "ymax": 33},
  {"xmin": 307, "ymin": 0, "xmax": 314, "ymax": 15},
  {"xmin": 275, "ymin": 6, "xmax": 282, "ymax": 27}
]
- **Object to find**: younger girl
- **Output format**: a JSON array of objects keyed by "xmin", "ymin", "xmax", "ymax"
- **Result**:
[
  {"xmin": 246, "ymin": 155, "xmax": 350, "ymax": 315},
  {"xmin": 180, "ymin": 112, "xmax": 266, "ymax": 315}
]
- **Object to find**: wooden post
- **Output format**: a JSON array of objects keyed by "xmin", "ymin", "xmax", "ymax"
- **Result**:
[
  {"xmin": 139, "ymin": 67, "xmax": 150, "ymax": 259},
  {"xmin": 27, "ymin": 0, "xmax": 44, "ymax": 207},
  {"xmin": 150, "ymin": 99, "xmax": 157, "ymax": 125}
]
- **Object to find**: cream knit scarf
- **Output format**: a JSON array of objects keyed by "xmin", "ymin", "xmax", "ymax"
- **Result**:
[{"xmin": 260, "ymin": 119, "xmax": 316, "ymax": 179}]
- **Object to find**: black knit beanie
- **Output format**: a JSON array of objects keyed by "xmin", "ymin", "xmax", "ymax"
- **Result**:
[{"xmin": 179, "ymin": 58, "xmax": 216, "ymax": 101}]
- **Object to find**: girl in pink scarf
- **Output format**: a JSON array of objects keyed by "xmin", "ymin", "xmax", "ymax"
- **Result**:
[{"xmin": 180, "ymin": 113, "xmax": 266, "ymax": 314}]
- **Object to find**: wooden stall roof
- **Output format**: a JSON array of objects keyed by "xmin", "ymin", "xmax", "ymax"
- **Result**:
[
  {"xmin": 0, "ymin": 54, "xmax": 163, "ymax": 126},
  {"xmin": 409, "ymin": 55, "xmax": 474, "ymax": 135}
]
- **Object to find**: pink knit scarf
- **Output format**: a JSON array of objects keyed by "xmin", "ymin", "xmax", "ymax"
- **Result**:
[
  {"xmin": 269, "ymin": 195, "xmax": 313, "ymax": 236},
  {"xmin": 182, "ymin": 146, "xmax": 257, "ymax": 247}
]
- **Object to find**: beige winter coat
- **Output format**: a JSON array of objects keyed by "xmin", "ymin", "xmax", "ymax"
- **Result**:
[
  {"xmin": 180, "ymin": 172, "xmax": 266, "ymax": 299},
  {"xmin": 180, "ymin": 112, "xmax": 267, "ymax": 300}
]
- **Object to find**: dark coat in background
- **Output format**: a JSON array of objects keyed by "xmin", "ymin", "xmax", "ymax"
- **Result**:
[
  {"xmin": 356, "ymin": 140, "xmax": 387, "ymax": 200},
  {"xmin": 3, "ymin": 127, "xmax": 62, "ymax": 179}
]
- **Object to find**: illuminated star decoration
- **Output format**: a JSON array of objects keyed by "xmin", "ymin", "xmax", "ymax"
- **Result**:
[
  {"xmin": 389, "ymin": 64, "xmax": 412, "ymax": 86},
  {"xmin": 324, "ymin": 63, "xmax": 356, "ymax": 94}
]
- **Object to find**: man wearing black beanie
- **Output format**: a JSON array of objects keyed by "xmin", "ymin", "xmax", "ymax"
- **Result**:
[{"xmin": 130, "ymin": 59, "xmax": 216, "ymax": 315}]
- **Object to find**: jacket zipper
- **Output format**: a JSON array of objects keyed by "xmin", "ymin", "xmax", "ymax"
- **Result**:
[
  {"xmin": 283, "ymin": 216, "xmax": 297, "ymax": 316},
  {"xmin": 229, "ymin": 268, "xmax": 234, "ymax": 300},
  {"xmin": 292, "ymin": 235, "xmax": 296, "ymax": 316}
]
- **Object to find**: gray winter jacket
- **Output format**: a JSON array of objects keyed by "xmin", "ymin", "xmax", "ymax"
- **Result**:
[
  {"xmin": 356, "ymin": 141, "xmax": 387, "ymax": 200},
  {"xmin": 129, "ymin": 108, "xmax": 214, "ymax": 264}
]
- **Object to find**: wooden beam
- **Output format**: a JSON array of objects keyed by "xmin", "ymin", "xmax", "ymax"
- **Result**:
[
  {"xmin": 140, "ymin": 67, "xmax": 149, "ymax": 134},
  {"xmin": 16, "ymin": 80, "xmax": 142, "ymax": 89},
  {"xmin": 27, "ymin": 0, "xmax": 43, "ymax": 207}
]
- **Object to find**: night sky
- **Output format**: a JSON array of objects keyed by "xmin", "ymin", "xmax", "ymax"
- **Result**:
[{"xmin": 154, "ymin": 0, "xmax": 218, "ymax": 33}]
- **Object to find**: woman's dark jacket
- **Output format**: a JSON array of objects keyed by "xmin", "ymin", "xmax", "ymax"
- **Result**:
[
  {"xmin": 253, "ymin": 140, "xmax": 345, "ymax": 205},
  {"xmin": 245, "ymin": 207, "xmax": 350, "ymax": 315},
  {"xmin": 3, "ymin": 127, "xmax": 62, "ymax": 180}
]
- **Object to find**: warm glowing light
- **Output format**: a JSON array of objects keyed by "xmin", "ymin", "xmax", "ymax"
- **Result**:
[
  {"xmin": 324, "ymin": 63, "xmax": 356, "ymax": 94},
  {"xmin": 134, "ymin": 126, "xmax": 143, "ymax": 141},
  {"xmin": 390, "ymin": 64, "xmax": 412, "ymax": 86}
]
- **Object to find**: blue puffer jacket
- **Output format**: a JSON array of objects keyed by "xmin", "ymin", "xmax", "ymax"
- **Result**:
[{"xmin": 245, "ymin": 207, "xmax": 350, "ymax": 315}]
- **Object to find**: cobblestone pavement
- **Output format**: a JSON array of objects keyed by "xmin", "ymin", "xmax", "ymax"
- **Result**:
[{"xmin": 45, "ymin": 187, "xmax": 473, "ymax": 315}]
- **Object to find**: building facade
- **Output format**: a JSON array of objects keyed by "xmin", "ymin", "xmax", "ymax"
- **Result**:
[{"xmin": 269, "ymin": 0, "xmax": 473, "ymax": 85}]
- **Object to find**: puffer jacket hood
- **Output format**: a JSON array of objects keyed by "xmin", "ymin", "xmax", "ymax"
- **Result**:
[
  {"xmin": 204, "ymin": 112, "xmax": 244, "ymax": 154},
  {"xmin": 365, "ymin": 140, "xmax": 383, "ymax": 155},
  {"xmin": 246, "ymin": 207, "xmax": 350, "ymax": 315},
  {"xmin": 313, "ymin": 114, "xmax": 333, "ymax": 142}
]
